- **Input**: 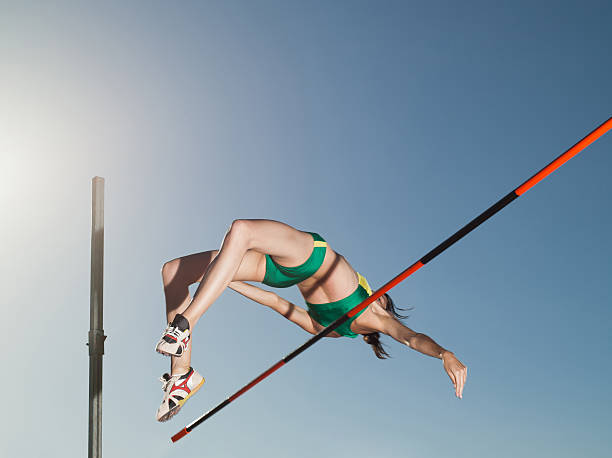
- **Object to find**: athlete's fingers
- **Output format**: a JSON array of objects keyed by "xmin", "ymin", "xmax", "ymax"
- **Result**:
[
  {"xmin": 457, "ymin": 370, "xmax": 464, "ymax": 399},
  {"xmin": 446, "ymin": 364, "xmax": 457, "ymax": 388},
  {"xmin": 455, "ymin": 372, "xmax": 460, "ymax": 398},
  {"xmin": 460, "ymin": 366, "xmax": 468, "ymax": 398}
]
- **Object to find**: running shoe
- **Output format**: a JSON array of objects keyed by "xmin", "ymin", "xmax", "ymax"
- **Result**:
[
  {"xmin": 156, "ymin": 367, "xmax": 205, "ymax": 422},
  {"xmin": 155, "ymin": 313, "xmax": 191, "ymax": 357}
]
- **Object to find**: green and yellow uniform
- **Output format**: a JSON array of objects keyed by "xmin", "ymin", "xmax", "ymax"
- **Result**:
[{"xmin": 262, "ymin": 232, "xmax": 372, "ymax": 338}]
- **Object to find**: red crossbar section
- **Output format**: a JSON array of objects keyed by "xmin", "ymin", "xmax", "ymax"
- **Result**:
[
  {"xmin": 228, "ymin": 361, "xmax": 285, "ymax": 402},
  {"xmin": 171, "ymin": 428, "xmax": 189, "ymax": 443},
  {"xmin": 171, "ymin": 117, "xmax": 611, "ymax": 443},
  {"xmin": 516, "ymin": 117, "xmax": 612, "ymax": 196}
]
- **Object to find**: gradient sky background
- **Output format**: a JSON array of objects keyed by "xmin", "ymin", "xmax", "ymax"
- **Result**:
[{"xmin": 2, "ymin": 1, "xmax": 611, "ymax": 457}]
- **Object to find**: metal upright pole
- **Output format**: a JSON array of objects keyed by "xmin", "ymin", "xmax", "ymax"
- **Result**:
[{"xmin": 89, "ymin": 177, "xmax": 106, "ymax": 458}]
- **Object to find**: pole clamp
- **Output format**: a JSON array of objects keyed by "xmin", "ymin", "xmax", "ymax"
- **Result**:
[{"xmin": 87, "ymin": 330, "xmax": 107, "ymax": 356}]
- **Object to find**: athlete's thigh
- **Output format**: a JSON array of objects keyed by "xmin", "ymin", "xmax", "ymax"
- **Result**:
[
  {"xmin": 232, "ymin": 249, "xmax": 266, "ymax": 282},
  {"xmin": 168, "ymin": 250, "xmax": 218, "ymax": 285},
  {"xmin": 238, "ymin": 219, "xmax": 314, "ymax": 266},
  {"xmin": 171, "ymin": 249, "xmax": 264, "ymax": 284}
]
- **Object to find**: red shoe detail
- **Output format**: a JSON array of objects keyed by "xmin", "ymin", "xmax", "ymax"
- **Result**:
[{"xmin": 170, "ymin": 371, "xmax": 193, "ymax": 395}]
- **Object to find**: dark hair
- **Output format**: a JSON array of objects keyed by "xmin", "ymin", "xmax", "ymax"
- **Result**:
[
  {"xmin": 363, "ymin": 332, "xmax": 390, "ymax": 359},
  {"xmin": 362, "ymin": 293, "xmax": 412, "ymax": 359},
  {"xmin": 384, "ymin": 293, "xmax": 412, "ymax": 320}
]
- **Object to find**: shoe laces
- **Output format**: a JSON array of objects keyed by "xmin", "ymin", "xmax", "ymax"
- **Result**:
[
  {"xmin": 159, "ymin": 374, "xmax": 178, "ymax": 392},
  {"xmin": 165, "ymin": 324, "xmax": 183, "ymax": 339}
]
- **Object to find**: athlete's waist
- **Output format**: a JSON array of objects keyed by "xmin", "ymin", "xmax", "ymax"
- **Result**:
[{"xmin": 306, "ymin": 273, "xmax": 372, "ymax": 308}]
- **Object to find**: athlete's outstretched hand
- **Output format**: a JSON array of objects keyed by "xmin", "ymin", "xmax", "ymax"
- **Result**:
[{"xmin": 442, "ymin": 352, "xmax": 467, "ymax": 399}]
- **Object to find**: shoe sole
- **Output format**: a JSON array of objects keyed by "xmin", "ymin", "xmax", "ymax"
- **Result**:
[
  {"xmin": 179, "ymin": 377, "xmax": 205, "ymax": 407},
  {"xmin": 157, "ymin": 376, "xmax": 205, "ymax": 423},
  {"xmin": 156, "ymin": 347, "xmax": 182, "ymax": 358},
  {"xmin": 155, "ymin": 342, "xmax": 187, "ymax": 358}
]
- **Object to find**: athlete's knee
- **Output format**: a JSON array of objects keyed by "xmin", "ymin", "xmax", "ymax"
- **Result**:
[
  {"xmin": 225, "ymin": 219, "xmax": 253, "ymax": 249},
  {"xmin": 228, "ymin": 218, "xmax": 250, "ymax": 235},
  {"xmin": 161, "ymin": 258, "xmax": 180, "ymax": 285}
]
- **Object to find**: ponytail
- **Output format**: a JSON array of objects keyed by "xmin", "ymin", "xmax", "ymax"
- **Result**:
[{"xmin": 363, "ymin": 332, "xmax": 390, "ymax": 359}]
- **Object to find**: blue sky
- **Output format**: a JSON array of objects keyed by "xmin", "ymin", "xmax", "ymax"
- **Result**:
[{"xmin": 1, "ymin": 1, "xmax": 611, "ymax": 457}]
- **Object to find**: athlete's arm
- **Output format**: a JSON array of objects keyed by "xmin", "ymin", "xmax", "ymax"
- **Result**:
[
  {"xmin": 378, "ymin": 316, "xmax": 468, "ymax": 398},
  {"xmin": 228, "ymin": 281, "xmax": 318, "ymax": 334}
]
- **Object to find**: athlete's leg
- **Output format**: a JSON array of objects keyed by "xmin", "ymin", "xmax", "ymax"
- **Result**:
[
  {"xmin": 155, "ymin": 248, "xmax": 265, "ymax": 422},
  {"xmin": 181, "ymin": 219, "xmax": 315, "ymax": 327},
  {"xmin": 161, "ymin": 248, "xmax": 264, "ymax": 373},
  {"xmin": 161, "ymin": 251, "xmax": 215, "ymax": 374}
]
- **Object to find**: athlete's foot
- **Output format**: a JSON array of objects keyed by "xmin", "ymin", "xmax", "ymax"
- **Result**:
[
  {"xmin": 156, "ymin": 313, "xmax": 191, "ymax": 357},
  {"xmin": 156, "ymin": 367, "xmax": 205, "ymax": 422}
]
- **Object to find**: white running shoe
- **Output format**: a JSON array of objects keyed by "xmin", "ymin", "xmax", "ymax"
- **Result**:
[
  {"xmin": 156, "ymin": 313, "xmax": 191, "ymax": 357},
  {"xmin": 156, "ymin": 367, "xmax": 205, "ymax": 422}
]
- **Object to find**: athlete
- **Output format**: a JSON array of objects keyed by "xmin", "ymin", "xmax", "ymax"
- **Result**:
[{"xmin": 155, "ymin": 219, "xmax": 467, "ymax": 421}]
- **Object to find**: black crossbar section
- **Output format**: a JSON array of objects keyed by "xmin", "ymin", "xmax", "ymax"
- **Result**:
[
  {"xmin": 420, "ymin": 191, "xmax": 519, "ymax": 264},
  {"xmin": 283, "ymin": 315, "xmax": 350, "ymax": 363}
]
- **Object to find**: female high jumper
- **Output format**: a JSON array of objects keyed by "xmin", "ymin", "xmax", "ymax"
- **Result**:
[{"xmin": 155, "ymin": 219, "xmax": 467, "ymax": 422}]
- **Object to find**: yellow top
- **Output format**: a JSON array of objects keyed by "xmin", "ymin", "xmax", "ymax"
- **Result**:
[{"xmin": 357, "ymin": 272, "xmax": 373, "ymax": 296}]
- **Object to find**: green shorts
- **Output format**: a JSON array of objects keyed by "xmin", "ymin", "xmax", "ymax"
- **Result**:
[
  {"xmin": 262, "ymin": 232, "xmax": 327, "ymax": 288},
  {"xmin": 306, "ymin": 273, "xmax": 373, "ymax": 338}
]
